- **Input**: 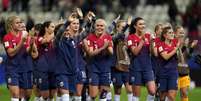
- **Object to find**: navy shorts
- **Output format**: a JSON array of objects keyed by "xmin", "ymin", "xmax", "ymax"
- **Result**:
[
  {"xmin": 158, "ymin": 77, "xmax": 178, "ymax": 92},
  {"xmin": 56, "ymin": 74, "xmax": 76, "ymax": 93},
  {"xmin": 37, "ymin": 71, "xmax": 56, "ymax": 91},
  {"xmin": 76, "ymin": 70, "xmax": 87, "ymax": 84},
  {"xmin": 129, "ymin": 70, "xmax": 155, "ymax": 85},
  {"xmin": 88, "ymin": 72, "xmax": 111, "ymax": 86},
  {"xmin": 112, "ymin": 70, "xmax": 129, "ymax": 86},
  {"xmin": 6, "ymin": 71, "xmax": 33, "ymax": 89}
]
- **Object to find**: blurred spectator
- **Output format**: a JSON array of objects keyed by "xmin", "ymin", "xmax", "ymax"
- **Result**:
[
  {"xmin": 26, "ymin": 15, "xmax": 35, "ymax": 31},
  {"xmin": 2, "ymin": 0, "xmax": 9, "ymax": 11},
  {"xmin": 0, "ymin": 17, "xmax": 6, "ymax": 42},
  {"xmin": 11, "ymin": 0, "xmax": 21, "ymax": 13},
  {"xmin": 41, "ymin": 0, "xmax": 55, "ymax": 12},
  {"xmin": 183, "ymin": 0, "xmax": 201, "ymax": 39},
  {"xmin": 21, "ymin": 0, "xmax": 30, "ymax": 12},
  {"xmin": 167, "ymin": 0, "xmax": 179, "ymax": 25}
]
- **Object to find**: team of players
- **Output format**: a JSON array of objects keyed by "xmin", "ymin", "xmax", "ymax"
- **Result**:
[{"xmin": 2, "ymin": 9, "xmax": 198, "ymax": 101}]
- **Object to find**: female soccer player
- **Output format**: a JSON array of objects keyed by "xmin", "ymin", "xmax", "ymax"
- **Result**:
[
  {"xmin": 3, "ymin": 16, "xmax": 37, "ymax": 101},
  {"xmin": 86, "ymin": 19, "xmax": 113, "ymax": 101},
  {"xmin": 35, "ymin": 21, "xmax": 56, "ymax": 101},
  {"xmin": 127, "ymin": 17, "xmax": 156, "ymax": 101},
  {"xmin": 111, "ymin": 17, "xmax": 133, "ymax": 101},
  {"xmin": 175, "ymin": 26, "xmax": 197, "ymax": 101},
  {"xmin": 157, "ymin": 26, "xmax": 180, "ymax": 101},
  {"xmin": 54, "ymin": 11, "xmax": 92, "ymax": 101}
]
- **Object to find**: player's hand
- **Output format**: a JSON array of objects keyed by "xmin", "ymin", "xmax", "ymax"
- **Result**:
[
  {"xmin": 76, "ymin": 8, "xmax": 83, "ymax": 19},
  {"xmin": 86, "ymin": 11, "xmax": 95, "ymax": 22},
  {"xmin": 114, "ymin": 14, "xmax": 121, "ymax": 23},
  {"xmin": 103, "ymin": 39, "xmax": 109, "ymax": 48},
  {"xmin": 191, "ymin": 40, "xmax": 198, "ymax": 48},
  {"xmin": 22, "ymin": 31, "xmax": 28, "ymax": 41},
  {"xmin": 127, "ymin": 16, "xmax": 132, "ymax": 26}
]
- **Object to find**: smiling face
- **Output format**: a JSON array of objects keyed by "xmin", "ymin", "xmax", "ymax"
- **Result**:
[
  {"xmin": 134, "ymin": 19, "xmax": 146, "ymax": 34},
  {"xmin": 165, "ymin": 29, "xmax": 174, "ymax": 40},
  {"xmin": 11, "ymin": 17, "xmax": 22, "ymax": 32},
  {"xmin": 95, "ymin": 19, "xmax": 106, "ymax": 36},
  {"xmin": 46, "ymin": 22, "xmax": 55, "ymax": 35}
]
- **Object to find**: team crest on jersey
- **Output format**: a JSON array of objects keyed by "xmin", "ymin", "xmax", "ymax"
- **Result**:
[
  {"xmin": 60, "ymin": 82, "xmax": 64, "ymax": 87},
  {"xmin": 7, "ymin": 77, "xmax": 12, "ymax": 83}
]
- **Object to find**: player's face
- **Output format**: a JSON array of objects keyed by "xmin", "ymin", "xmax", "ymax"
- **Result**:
[
  {"xmin": 47, "ymin": 22, "xmax": 55, "ymax": 35},
  {"xmin": 175, "ymin": 28, "xmax": 185, "ymax": 38},
  {"xmin": 95, "ymin": 20, "xmax": 106, "ymax": 35},
  {"xmin": 166, "ymin": 29, "xmax": 174, "ymax": 40},
  {"xmin": 135, "ymin": 19, "xmax": 146, "ymax": 33},
  {"xmin": 156, "ymin": 26, "xmax": 162, "ymax": 36},
  {"xmin": 19, "ymin": 22, "xmax": 26, "ymax": 31},
  {"xmin": 70, "ymin": 19, "xmax": 79, "ymax": 32},
  {"xmin": 12, "ymin": 18, "xmax": 22, "ymax": 32},
  {"xmin": 117, "ymin": 22, "xmax": 126, "ymax": 33}
]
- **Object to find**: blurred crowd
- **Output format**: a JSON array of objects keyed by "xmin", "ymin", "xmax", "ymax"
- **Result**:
[{"xmin": 0, "ymin": 0, "xmax": 201, "ymax": 41}]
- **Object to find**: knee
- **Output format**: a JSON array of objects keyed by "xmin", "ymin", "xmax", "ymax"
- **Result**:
[{"xmin": 180, "ymin": 91, "xmax": 188, "ymax": 98}]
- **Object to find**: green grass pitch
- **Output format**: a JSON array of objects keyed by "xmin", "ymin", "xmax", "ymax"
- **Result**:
[{"xmin": 0, "ymin": 84, "xmax": 201, "ymax": 101}]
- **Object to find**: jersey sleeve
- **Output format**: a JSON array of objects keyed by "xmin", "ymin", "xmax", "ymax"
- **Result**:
[
  {"xmin": 158, "ymin": 42, "xmax": 166, "ymax": 53},
  {"xmin": 86, "ymin": 34, "xmax": 94, "ymax": 48},
  {"xmin": 3, "ymin": 35, "xmax": 13, "ymax": 49},
  {"xmin": 127, "ymin": 35, "xmax": 136, "ymax": 49}
]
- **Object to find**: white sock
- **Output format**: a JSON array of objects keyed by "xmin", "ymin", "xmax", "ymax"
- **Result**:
[
  {"xmin": 132, "ymin": 96, "xmax": 139, "ymax": 101},
  {"xmin": 114, "ymin": 95, "xmax": 120, "ymax": 101},
  {"xmin": 20, "ymin": 98, "xmax": 25, "ymax": 101},
  {"xmin": 34, "ymin": 97, "xmax": 41, "ymax": 101},
  {"xmin": 89, "ymin": 97, "xmax": 95, "ymax": 101},
  {"xmin": 74, "ymin": 96, "xmax": 82, "ymax": 101},
  {"xmin": 11, "ymin": 98, "xmax": 19, "ymax": 101},
  {"xmin": 41, "ymin": 98, "xmax": 50, "ymax": 101},
  {"xmin": 56, "ymin": 96, "xmax": 61, "ymax": 101},
  {"xmin": 146, "ymin": 94, "xmax": 155, "ymax": 101},
  {"xmin": 99, "ymin": 98, "xmax": 107, "ymax": 101},
  {"xmin": 50, "ymin": 98, "xmax": 54, "ymax": 101},
  {"xmin": 127, "ymin": 93, "xmax": 133, "ymax": 101},
  {"xmin": 165, "ymin": 97, "xmax": 169, "ymax": 101},
  {"xmin": 61, "ymin": 94, "xmax": 69, "ymax": 101},
  {"xmin": 69, "ymin": 96, "xmax": 74, "ymax": 101},
  {"xmin": 106, "ymin": 92, "xmax": 112, "ymax": 101}
]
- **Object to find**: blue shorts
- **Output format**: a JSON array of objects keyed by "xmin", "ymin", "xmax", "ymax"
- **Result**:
[
  {"xmin": 129, "ymin": 70, "xmax": 154, "ymax": 85},
  {"xmin": 6, "ymin": 71, "xmax": 33, "ymax": 89},
  {"xmin": 88, "ymin": 72, "xmax": 111, "ymax": 86},
  {"xmin": 158, "ymin": 77, "xmax": 178, "ymax": 92},
  {"xmin": 56, "ymin": 74, "xmax": 76, "ymax": 93},
  {"xmin": 76, "ymin": 70, "xmax": 87, "ymax": 84},
  {"xmin": 112, "ymin": 70, "xmax": 129, "ymax": 86},
  {"xmin": 37, "ymin": 71, "xmax": 56, "ymax": 91}
]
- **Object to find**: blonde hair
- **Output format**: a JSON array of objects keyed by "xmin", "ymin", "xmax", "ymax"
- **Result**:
[
  {"xmin": 95, "ymin": 19, "xmax": 107, "ymax": 26},
  {"xmin": 5, "ymin": 16, "xmax": 20, "ymax": 33}
]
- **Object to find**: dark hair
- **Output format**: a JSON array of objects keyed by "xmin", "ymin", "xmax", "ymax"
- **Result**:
[
  {"xmin": 129, "ymin": 17, "xmax": 143, "ymax": 34},
  {"xmin": 160, "ymin": 26, "xmax": 172, "ymax": 41},
  {"xmin": 39, "ymin": 21, "xmax": 52, "ymax": 37},
  {"xmin": 54, "ymin": 23, "xmax": 64, "ymax": 36}
]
